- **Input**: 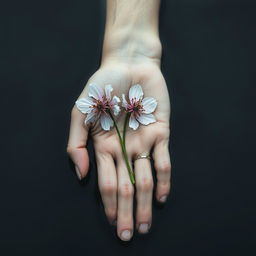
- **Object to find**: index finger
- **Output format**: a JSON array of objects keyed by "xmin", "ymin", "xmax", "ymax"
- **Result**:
[{"xmin": 66, "ymin": 106, "xmax": 90, "ymax": 180}]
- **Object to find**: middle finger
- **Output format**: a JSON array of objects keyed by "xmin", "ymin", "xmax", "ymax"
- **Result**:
[{"xmin": 116, "ymin": 157, "xmax": 134, "ymax": 241}]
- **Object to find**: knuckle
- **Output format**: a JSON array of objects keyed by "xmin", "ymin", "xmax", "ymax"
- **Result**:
[
  {"xmin": 137, "ymin": 177, "xmax": 153, "ymax": 192},
  {"xmin": 100, "ymin": 182, "xmax": 117, "ymax": 195},
  {"xmin": 66, "ymin": 146, "xmax": 75, "ymax": 155},
  {"xmin": 155, "ymin": 128, "xmax": 170, "ymax": 141},
  {"xmin": 157, "ymin": 161, "xmax": 171, "ymax": 174},
  {"xmin": 105, "ymin": 207, "xmax": 117, "ymax": 219},
  {"xmin": 158, "ymin": 181, "xmax": 170, "ymax": 192},
  {"xmin": 137, "ymin": 210, "xmax": 152, "ymax": 221},
  {"xmin": 118, "ymin": 183, "xmax": 134, "ymax": 198}
]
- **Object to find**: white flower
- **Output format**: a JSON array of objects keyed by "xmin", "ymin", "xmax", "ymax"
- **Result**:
[
  {"xmin": 75, "ymin": 84, "xmax": 120, "ymax": 131},
  {"xmin": 122, "ymin": 84, "xmax": 157, "ymax": 130}
]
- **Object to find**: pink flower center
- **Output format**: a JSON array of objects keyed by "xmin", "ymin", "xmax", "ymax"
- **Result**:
[
  {"xmin": 127, "ymin": 98, "xmax": 144, "ymax": 117},
  {"xmin": 92, "ymin": 96, "xmax": 110, "ymax": 114}
]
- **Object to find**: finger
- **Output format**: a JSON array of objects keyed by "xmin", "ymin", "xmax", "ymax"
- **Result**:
[
  {"xmin": 152, "ymin": 139, "xmax": 171, "ymax": 203},
  {"xmin": 96, "ymin": 152, "xmax": 117, "ymax": 224},
  {"xmin": 116, "ymin": 157, "xmax": 134, "ymax": 241},
  {"xmin": 66, "ymin": 106, "xmax": 90, "ymax": 180},
  {"xmin": 134, "ymin": 153, "xmax": 153, "ymax": 234}
]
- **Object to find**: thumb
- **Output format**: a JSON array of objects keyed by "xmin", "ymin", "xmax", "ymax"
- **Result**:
[{"xmin": 67, "ymin": 106, "xmax": 90, "ymax": 180}]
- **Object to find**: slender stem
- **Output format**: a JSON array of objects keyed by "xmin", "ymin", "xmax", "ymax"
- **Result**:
[
  {"xmin": 123, "ymin": 112, "xmax": 130, "ymax": 145},
  {"xmin": 108, "ymin": 111, "xmax": 135, "ymax": 184}
]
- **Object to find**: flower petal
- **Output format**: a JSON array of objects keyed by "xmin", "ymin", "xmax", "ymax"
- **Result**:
[
  {"xmin": 129, "ymin": 114, "xmax": 139, "ymax": 130},
  {"xmin": 104, "ymin": 84, "xmax": 113, "ymax": 100},
  {"xmin": 137, "ymin": 113, "xmax": 156, "ymax": 125},
  {"xmin": 112, "ymin": 95, "xmax": 121, "ymax": 104},
  {"xmin": 112, "ymin": 105, "xmax": 120, "ymax": 116},
  {"xmin": 88, "ymin": 83, "xmax": 104, "ymax": 100},
  {"xmin": 122, "ymin": 94, "xmax": 128, "ymax": 108},
  {"xmin": 110, "ymin": 95, "xmax": 121, "ymax": 115},
  {"xmin": 142, "ymin": 97, "xmax": 157, "ymax": 114},
  {"xmin": 129, "ymin": 84, "xmax": 144, "ymax": 102},
  {"xmin": 100, "ymin": 114, "xmax": 114, "ymax": 131},
  {"xmin": 75, "ymin": 97, "xmax": 94, "ymax": 114},
  {"xmin": 85, "ymin": 110, "xmax": 98, "ymax": 124}
]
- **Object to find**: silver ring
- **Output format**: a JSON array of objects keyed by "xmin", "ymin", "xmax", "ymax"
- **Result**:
[{"xmin": 134, "ymin": 152, "xmax": 151, "ymax": 161}]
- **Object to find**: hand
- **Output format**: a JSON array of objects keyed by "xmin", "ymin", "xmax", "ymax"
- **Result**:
[{"xmin": 67, "ymin": 57, "xmax": 171, "ymax": 241}]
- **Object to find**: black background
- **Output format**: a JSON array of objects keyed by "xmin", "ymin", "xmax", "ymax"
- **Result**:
[{"xmin": 2, "ymin": 0, "xmax": 256, "ymax": 255}]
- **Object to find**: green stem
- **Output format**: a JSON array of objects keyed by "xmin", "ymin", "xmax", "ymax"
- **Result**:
[
  {"xmin": 123, "ymin": 112, "xmax": 130, "ymax": 145},
  {"xmin": 108, "ymin": 111, "xmax": 135, "ymax": 184}
]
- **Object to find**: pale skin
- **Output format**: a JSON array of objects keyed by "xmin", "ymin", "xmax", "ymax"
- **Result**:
[{"xmin": 67, "ymin": 0, "xmax": 171, "ymax": 241}]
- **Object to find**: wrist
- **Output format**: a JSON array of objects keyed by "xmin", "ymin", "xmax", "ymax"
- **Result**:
[{"xmin": 101, "ymin": 29, "xmax": 162, "ymax": 66}]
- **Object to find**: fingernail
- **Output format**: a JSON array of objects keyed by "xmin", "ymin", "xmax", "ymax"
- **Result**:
[
  {"xmin": 159, "ymin": 195, "xmax": 167, "ymax": 203},
  {"xmin": 75, "ymin": 166, "xmax": 81, "ymax": 180},
  {"xmin": 138, "ymin": 223, "xmax": 149, "ymax": 234},
  {"xmin": 120, "ymin": 230, "xmax": 132, "ymax": 241}
]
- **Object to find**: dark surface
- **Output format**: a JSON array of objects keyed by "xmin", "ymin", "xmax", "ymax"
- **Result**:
[{"xmin": 2, "ymin": 0, "xmax": 256, "ymax": 255}]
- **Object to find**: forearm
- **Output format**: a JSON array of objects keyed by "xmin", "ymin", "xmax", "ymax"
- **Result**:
[{"xmin": 101, "ymin": 0, "xmax": 162, "ymax": 65}]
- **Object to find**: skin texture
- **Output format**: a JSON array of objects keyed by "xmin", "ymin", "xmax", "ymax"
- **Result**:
[{"xmin": 67, "ymin": 0, "xmax": 171, "ymax": 241}]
